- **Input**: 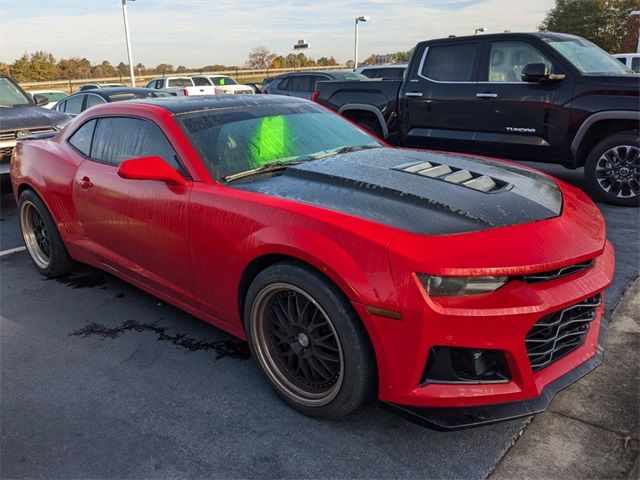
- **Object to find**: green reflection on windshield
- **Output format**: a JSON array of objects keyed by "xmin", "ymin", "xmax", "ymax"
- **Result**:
[{"xmin": 250, "ymin": 115, "xmax": 292, "ymax": 167}]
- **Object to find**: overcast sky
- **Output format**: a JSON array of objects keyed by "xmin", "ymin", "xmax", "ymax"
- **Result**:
[{"xmin": 0, "ymin": 0, "xmax": 555, "ymax": 67}]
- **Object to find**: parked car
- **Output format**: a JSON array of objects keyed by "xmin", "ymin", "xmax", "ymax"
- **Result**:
[
  {"xmin": 144, "ymin": 76, "xmax": 216, "ymax": 96},
  {"xmin": 243, "ymin": 82, "xmax": 264, "ymax": 94},
  {"xmin": 26, "ymin": 89, "xmax": 68, "ymax": 109},
  {"xmin": 316, "ymin": 32, "xmax": 639, "ymax": 206},
  {"xmin": 11, "ymin": 95, "xmax": 613, "ymax": 429},
  {"xmin": 191, "ymin": 75, "xmax": 254, "ymax": 94},
  {"xmin": 53, "ymin": 87, "xmax": 171, "ymax": 117},
  {"xmin": 0, "ymin": 74, "xmax": 70, "ymax": 178},
  {"xmin": 264, "ymin": 71, "xmax": 369, "ymax": 99},
  {"xmin": 77, "ymin": 83, "xmax": 126, "ymax": 92},
  {"xmin": 355, "ymin": 64, "xmax": 407, "ymax": 79},
  {"xmin": 613, "ymin": 53, "xmax": 640, "ymax": 73}
]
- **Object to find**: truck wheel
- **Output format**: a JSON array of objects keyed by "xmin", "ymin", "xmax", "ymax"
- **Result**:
[
  {"xmin": 18, "ymin": 189, "xmax": 74, "ymax": 277},
  {"xmin": 244, "ymin": 262, "xmax": 376, "ymax": 418},
  {"xmin": 585, "ymin": 131, "xmax": 639, "ymax": 207}
]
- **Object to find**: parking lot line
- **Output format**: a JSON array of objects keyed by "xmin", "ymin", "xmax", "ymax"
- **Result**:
[{"xmin": 0, "ymin": 246, "xmax": 26, "ymax": 257}]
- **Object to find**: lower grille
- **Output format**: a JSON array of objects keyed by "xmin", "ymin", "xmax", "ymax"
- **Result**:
[{"xmin": 526, "ymin": 294, "xmax": 601, "ymax": 372}]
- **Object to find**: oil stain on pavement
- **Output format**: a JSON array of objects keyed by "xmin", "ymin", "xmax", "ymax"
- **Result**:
[{"xmin": 70, "ymin": 319, "xmax": 251, "ymax": 360}]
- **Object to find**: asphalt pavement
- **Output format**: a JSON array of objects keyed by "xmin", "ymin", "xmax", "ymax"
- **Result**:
[{"xmin": 1, "ymin": 162, "xmax": 639, "ymax": 479}]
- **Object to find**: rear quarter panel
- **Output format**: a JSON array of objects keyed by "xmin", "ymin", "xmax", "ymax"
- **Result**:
[{"xmin": 11, "ymin": 137, "xmax": 82, "ymax": 241}]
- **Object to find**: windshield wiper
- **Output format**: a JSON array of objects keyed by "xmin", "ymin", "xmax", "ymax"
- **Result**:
[
  {"xmin": 223, "ymin": 161, "xmax": 304, "ymax": 183},
  {"xmin": 313, "ymin": 144, "xmax": 381, "ymax": 159}
]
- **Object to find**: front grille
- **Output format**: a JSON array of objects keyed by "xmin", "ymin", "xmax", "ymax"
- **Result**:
[
  {"xmin": 520, "ymin": 260, "xmax": 594, "ymax": 283},
  {"xmin": 526, "ymin": 294, "xmax": 601, "ymax": 372},
  {"xmin": 0, "ymin": 147, "xmax": 13, "ymax": 163},
  {"xmin": 0, "ymin": 126, "xmax": 56, "ymax": 141}
]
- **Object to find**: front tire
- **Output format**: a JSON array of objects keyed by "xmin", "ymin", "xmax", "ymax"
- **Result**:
[
  {"xmin": 244, "ymin": 262, "xmax": 376, "ymax": 418},
  {"xmin": 584, "ymin": 131, "xmax": 639, "ymax": 207},
  {"xmin": 18, "ymin": 189, "xmax": 74, "ymax": 277}
]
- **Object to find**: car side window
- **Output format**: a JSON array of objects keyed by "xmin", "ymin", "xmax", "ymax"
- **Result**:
[
  {"xmin": 278, "ymin": 76, "xmax": 292, "ymax": 90},
  {"xmin": 145, "ymin": 80, "xmax": 156, "ymax": 88},
  {"xmin": 56, "ymin": 99, "xmax": 67, "ymax": 112},
  {"xmin": 67, "ymin": 119, "xmax": 96, "ymax": 156},
  {"xmin": 65, "ymin": 95, "xmax": 85, "ymax": 115},
  {"xmin": 632, "ymin": 57, "xmax": 640, "ymax": 73},
  {"xmin": 155, "ymin": 80, "xmax": 164, "ymax": 89},
  {"xmin": 85, "ymin": 94, "xmax": 105, "ymax": 109},
  {"xmin": 192, "ymin": 77, "xmax": 208, "ymax": 86},
  {"xmin": 90, "ymin": 117, "xmax": 182, "ymax": 170},
  {"xmin": 290, "ymin": 76, "xmax": 313, "ymax": 92},
  {"xmin": 421, "ymin": 43, "xmax": 477, "ymax": 81},
  {"xmin": 488, "ymin": 41, "xmax": 554, "ymax": 82}
]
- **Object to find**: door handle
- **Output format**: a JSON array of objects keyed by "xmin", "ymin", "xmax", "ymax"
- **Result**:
[
  {"xmin": 476, "ymin": 92, "xmax": 498, "ymax": 98},
  {"xmin": 405, "ymin": 92, "xmax": 423, "ymax": 97},
  {"xmin": 78, "ymin": 176, "xmax": 93, "ymax": 190}
]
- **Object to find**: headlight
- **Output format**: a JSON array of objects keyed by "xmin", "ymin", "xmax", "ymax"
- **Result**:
[{"xmin": 417, "ymin": 274, "xmax": 507, "ymax": 296}]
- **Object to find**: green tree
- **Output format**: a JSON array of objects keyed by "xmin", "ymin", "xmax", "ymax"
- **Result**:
[
  {"xmin": 540, "ymin": 0, "xmax": 640, "ymax": 53},
  {"xmin": 57, "ymin": 57, "xmax": 92, "ymax": 80},
  {"xmin": 10, "ymin": 51, "xmax": 59, "ymax": 82}
]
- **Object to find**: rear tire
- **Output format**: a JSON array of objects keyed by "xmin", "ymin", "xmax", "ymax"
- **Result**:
[
  {"xmin": 18, "ymin": 189, "xmax": 74, "ymax": 277},
  {"xmin": 244, "ymin": 262, "xmax": 376, "ymax": 418},
  {"xmin": 584, "ymin": 131, "xmax": 639, "ymax": 207}
]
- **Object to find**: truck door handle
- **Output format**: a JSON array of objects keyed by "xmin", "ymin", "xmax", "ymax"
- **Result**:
[
  {"xmin": 405, "ymin": 92, "xmax": 423, "ymax": 97},
  {"xmin": 78, "ymin": 176, "xmax": 93, "ymax": 190},
  {"xmin": 476, "ymin": 92, "xmax": 498, "ymax": 98}
]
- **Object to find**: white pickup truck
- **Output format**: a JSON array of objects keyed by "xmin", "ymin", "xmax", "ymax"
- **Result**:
[
  {"xmin": 144, "ymin": 77, "xmax": 217, "ymax": 96},
  {"xmin": 191, "ymin": 75, "xmax": 254, "ymax": 95}
]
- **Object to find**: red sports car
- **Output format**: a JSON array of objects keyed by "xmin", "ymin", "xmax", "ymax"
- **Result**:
[{"xmin": 10, "ymin": 96, "xmax": 614, "ymax": 429}]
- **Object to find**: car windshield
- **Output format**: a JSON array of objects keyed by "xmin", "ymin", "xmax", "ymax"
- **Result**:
[
  {"xmin": 211, "ymin": 76, "xmax": 238, "ymax": 86},
  {"xmin": 36, "ymin": 92, "xmax": 68, "ymax": 101},
  {"xmin": 106, "ymin": 91, "xmax": 171, "ymax": 102},
  {"xmin": 0, "ymin": 77, "xmax": 31, "ymax": 106},
  {"xmin": 178, "ymin": 102, "xmax": 382, "ymax": 180},
  {"xmin": 332, "ymin": 72, "xmax": 369, "ymax": 81},
  {"xmin": 546, "ymin": 38, "xmax": 632, "ymax": 75}
]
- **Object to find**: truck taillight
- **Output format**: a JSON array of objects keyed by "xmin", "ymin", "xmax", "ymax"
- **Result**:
[
  {"xmin": 183, "ymin": 89, "xmax": 189, "ymax": 96},
  {"xmin": 311, "ymin": 91, "xmax": 319, "ymax": 102}
]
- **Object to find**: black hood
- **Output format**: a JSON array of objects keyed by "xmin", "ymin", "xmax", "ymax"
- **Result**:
[
  {"xmin": 0, "ymin": 105, "xmax": 70, "ymax": 131},
  {"xmin": 233, "ymin": 149, "xmax": 563, "ymax": 235}
]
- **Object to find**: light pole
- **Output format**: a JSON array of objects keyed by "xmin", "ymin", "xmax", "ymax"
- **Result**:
[
  {"xmin": 354, "ymin": 16, "xmax": 369, "ymax": 69},
  {"xmin": 475, "ymin": 27, "xmax": 486, "ymax": 35},
  {"xmin": 122, "ymin": 0, "xmax": 136, "ymax": 86},
  {"xmin": 631, "ymin": 10, "xmax": 640, "ymax": 53}
]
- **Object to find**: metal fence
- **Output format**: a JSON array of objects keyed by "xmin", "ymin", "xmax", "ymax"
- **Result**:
[{"xmin": 20, "ymin": 65, "xmax": 350, "ymax": 93}]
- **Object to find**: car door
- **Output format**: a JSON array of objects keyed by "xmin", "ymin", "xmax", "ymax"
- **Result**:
[
  {"xmin": 399, "ymin": 41, "xmax": 481, "ymax": 152},
  {"xmin": 70, "ymin": 115, "xmax": 196, "ymax": 304},
  {"xmin": 473, "ymin": 39, "xmax": 575, "ymax": 161},
  {"xmin": 58, "ymin": 94, "xmax": 86, "ymax": 117}
]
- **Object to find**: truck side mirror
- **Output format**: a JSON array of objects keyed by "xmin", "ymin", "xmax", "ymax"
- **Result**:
[
  {"xmin": 521, "ymin": 63, "xmax": 565, "ymax": 83},
  {"xmin": 521, "ymin": 63, "xmax": 549, "ymax": 82}
]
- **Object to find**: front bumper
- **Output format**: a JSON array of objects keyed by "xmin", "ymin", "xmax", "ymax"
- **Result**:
[
  {"xmin": 356, "ymin": 236, "xmax": 614, "ymax": 428},
  {"xmin": 381, "ymin": 315, "xmax": 607, "ymax": 430}
]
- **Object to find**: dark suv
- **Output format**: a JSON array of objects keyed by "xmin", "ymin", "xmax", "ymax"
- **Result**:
[
  {"xmin": 316, "ymin": 33, "xmax": 639, "ymax": 206},
  {"xmin": 264, "ymin": 71, "xmax": 368, "ymax": 100}
]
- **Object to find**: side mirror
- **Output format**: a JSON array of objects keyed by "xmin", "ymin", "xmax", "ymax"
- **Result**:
[
  {"xmin": 33, "ymin": 94, "xmax": 50, "ymax": 106},
  {"xmin": 521, "ymin": 63, "xmax": 565, "ymax": 83},
  {"xmin": 117, "ymin": 156, "xmax": 187, "ymax": 186}
]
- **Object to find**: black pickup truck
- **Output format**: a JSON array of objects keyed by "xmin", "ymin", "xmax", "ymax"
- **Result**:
[{"xmin": 316, "ymin": 32, "xmax": 639, "ymax": 206}]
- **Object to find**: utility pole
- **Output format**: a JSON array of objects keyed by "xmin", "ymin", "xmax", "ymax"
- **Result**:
[{"xmin": 122, "ymin": 0, "xmax": 136, "ymax": 86}]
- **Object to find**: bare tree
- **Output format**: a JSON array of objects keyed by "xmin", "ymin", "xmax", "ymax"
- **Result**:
[{"xmin": 246, "ymin": 46, "xmax": 277, "ymax": 69}]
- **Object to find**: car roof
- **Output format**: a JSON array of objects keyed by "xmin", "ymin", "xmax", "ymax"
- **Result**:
[
  {"xmin": 71, "ymin": 87, "xmax": 160, "ymax": 99},
  {"xmin": 272, "ymin": 70, "xmax": 352, "ymax": 79},
  {"xmin": 130, "ymin": 94, "xmax": 309, "ymax": 114},
  {"xmin": 358, "ymin": 64, "xmax": 407, "ymax": 69}
]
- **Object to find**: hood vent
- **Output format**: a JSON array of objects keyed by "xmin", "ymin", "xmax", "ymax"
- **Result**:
[{"xmin": 394, "ymin": 161, "xmax": 510, "ymax": 193}]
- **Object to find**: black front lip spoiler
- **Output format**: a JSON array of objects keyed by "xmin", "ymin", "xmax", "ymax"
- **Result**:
[{"xmin": 381, "ymin": 319, "xmax": 608, "ymax": 431}]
